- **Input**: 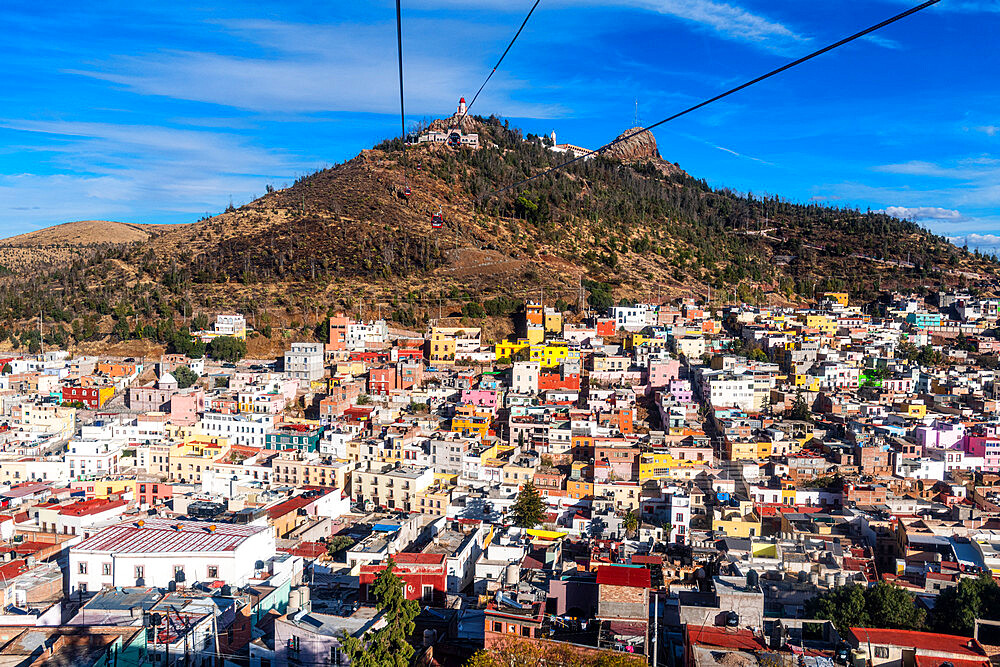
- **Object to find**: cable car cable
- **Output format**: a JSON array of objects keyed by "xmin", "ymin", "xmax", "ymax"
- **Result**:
[
  {"xmin": 457, "ymin": 0, "xmax": 541, "ymax": 126},
  {"xmin": 481, "ymin": 0, "xmax": 940, "ymax": 201},
  {"xmin": 395, "ymin": 0, "xmax": 407, "ymax": 189}
]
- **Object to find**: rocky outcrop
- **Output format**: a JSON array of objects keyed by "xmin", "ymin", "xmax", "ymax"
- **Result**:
[
  {"xmin": 603, "ymin": 126, "xmax": 686, "ymax": 178},
  {"xmin": 604, "ymin": 127, "xmax": 661, "ymax": 161}
]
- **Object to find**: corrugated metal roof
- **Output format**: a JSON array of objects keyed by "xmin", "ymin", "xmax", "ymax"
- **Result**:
[
  {"xmin": 74, "ymin": 519, "xmax": 267, "ymax": 554},
  {"xmin": 596, "ymin": 564, "xmax": 651, "ymax": 588}
]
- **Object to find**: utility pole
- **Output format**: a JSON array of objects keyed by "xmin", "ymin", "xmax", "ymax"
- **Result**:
[
  {"xmin": 651, "ymin": 589, "xmax": 658, "ymax": 667},
  {"xmin": 38, "ymin": 312, "xmax": 43, "ymax": 356}
]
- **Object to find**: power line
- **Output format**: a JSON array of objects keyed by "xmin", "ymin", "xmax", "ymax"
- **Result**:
[
  {"xmin": 456, "ymin": 0, "xmax": 541, "ymax": 126},
  {"xmin": 395, "ymin": 0, "xmax": 407, "ymax": 184},
  {"xmin": 482, "ymin": 0, "xmax": 940, "ymax": 201}
]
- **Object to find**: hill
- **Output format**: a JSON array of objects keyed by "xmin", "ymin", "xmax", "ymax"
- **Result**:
[
  {"xmin": 0, "ymin": 220, "xmax": 178, "ymax": 275},
  {"xmin": 0, "ymin": 220, "xmax": 169, "ymax": 246},
  {"xmin": 0, "ymin": 114, "xmax": 994, "ymax": 352}
]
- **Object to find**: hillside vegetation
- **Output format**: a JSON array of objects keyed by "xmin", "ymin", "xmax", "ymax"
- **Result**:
[{"xmin": 0, "ymin": 115, "xmax": 994, "ymax": 353}]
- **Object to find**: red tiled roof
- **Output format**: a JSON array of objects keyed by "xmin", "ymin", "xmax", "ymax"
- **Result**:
[
  {"xmin": 849, "ymin": 629, "xmax": 988, "ymax": 659},
  {"xmin": 596, "ymin": 564, "xmax": 650, "ymax": 588},
  {"xmin": 58, "ymin": 498, "xmax": 127, "ymax": 517}
]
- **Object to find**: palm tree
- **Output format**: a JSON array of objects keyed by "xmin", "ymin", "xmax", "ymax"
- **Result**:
[{"xmin": 623, "ymin": 510, "xmax": 639, "ymax": 538}]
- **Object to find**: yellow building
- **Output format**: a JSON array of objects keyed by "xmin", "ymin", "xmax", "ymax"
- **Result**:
[
  {"xmin": 495, "ymin": 339, "xmax": 531, "ymax": 362},
  {"xmin": 820, "ymin": 292, "xmax": 849, "ymax": 307},
  {"xmin": 451, "ymin": 405, "xmax": 493, "ymax": 439},
  {"xmin": 415, "ymin": 483, "xmax": 454, "ymax": 517},
  {"xmin": 726, "ymin": 439, "xmax": 758, "ymax": 461},
  {"xmin": 712, "ymin": 503, "xmax": 762, "ymax": 538},
  {"xmin": 543, "ymin": 308, "xmax": 563, "ymax": 334},
  {"xmin": 168, "ymin": 436, "xmax": 230, "ymax": 484},
  {"xmin": 530, "ymin": 341, "xmax": 578, "ymax": 368},
  {"xmin": 800, "ymin": 314, "xmax": 837, "ymax": 335},
  {"xmin": 638, "ymin": 451, "xmax": 702, "ymax": 481},
  {"xmin": 896, "ymin": 400, "xmax": 927, "ymax": 419}
]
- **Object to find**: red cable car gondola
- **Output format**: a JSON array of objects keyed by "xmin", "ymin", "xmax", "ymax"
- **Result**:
[
  {"xmin": 404, "ymin": 186, "xmax": 412, "ymax": 198},
  {"xmin": 431, "ymin": 210, "xmax": 443, "ymax": 229}
]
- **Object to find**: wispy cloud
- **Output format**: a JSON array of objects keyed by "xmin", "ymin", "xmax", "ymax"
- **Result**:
[
  {"xmin": 628, "ymin": 0, "xmax": 807, "ymax": 52},
  {"xmin": 407, "ymin": 0, "xmax": 808, "ymax": 53},
  {"xmin": 68, "ymin": 19, "xmax": 565, "ymax": 118},
  {"xmin": 975, "ymin": 125, "xmax": 999, "ymax": 136},
  {"xmin": 861, "ymin": 34, "xmax": 902, "ymax": 50},
  {"xmin": 0, "ymin": 120, "xmax": 295, "ymax": 230}
]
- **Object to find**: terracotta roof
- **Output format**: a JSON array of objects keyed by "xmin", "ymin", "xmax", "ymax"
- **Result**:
[
  {"xmin": 849, "ymin": 628, "xmax": 988, "ymax": 658},
  {"xmin": 688, "ymin": 625, "xmax": 768, "ymax": 651}
]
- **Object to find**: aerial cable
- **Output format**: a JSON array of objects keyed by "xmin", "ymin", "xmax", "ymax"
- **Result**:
[
  {"xmin": 456, "ymin": 0, "xmax": 541, "ymax": 126},
  {"xmin": 481, "ymin": 0, "xmax": 941, "ymax": 201},
  {"xmin": 395, "ymin": 0, "xmax": 408, "ymax": 189}
]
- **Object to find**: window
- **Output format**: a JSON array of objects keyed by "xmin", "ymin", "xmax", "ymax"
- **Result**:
[
  {"xmin": 79, "ymin": 582, "xmax": 88, "ymax": 593},
  {"xmin": 873, "ymin": 647, "xmax": 889, "ymax": 659},
  {"xmin": 102, "ymin": 563, "xmax": 112, "ymax": 576},
  {"xmin": 135, "ymin": 566, "xmax": 144, "ymax": 580},
  {"xmin": 493, "ymin": 622, "xmax": 502, "ymax": 632},
  {"xmin": 288, "ymin": 636, "xmax": 300, "ymax": 655},
  {"xmin": 174, "ymin": 565, "xmax": 185, "ymax": 578},
  {"xmin": 78, "ymin": 562, "xmax": 88, "ymax": 574},
  {"xmin": 207, "ymin": 565, "xmax": 219, "ymax": 579}
]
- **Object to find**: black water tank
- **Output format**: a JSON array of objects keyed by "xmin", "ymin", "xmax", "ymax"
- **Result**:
[{"xmin": 168, "ymin": 580, "xmax": 177, "ymax": 592}]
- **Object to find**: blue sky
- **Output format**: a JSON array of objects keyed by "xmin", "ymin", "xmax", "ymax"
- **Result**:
[{"xmin": 1, "ymin": 0, "xmax": 997, "ymax": 251}]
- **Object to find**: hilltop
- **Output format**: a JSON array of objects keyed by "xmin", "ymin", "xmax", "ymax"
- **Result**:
[{"xmin": 0, "ymin": 114, "xmax": 995, "ymax": 351}]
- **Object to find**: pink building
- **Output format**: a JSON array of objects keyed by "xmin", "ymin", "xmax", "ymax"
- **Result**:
[
  {"xmin": 915, "ymin": 421, "xmax": 964, "ymax": 452},
  {"xmin": 647, "ymin": 358, "xmax": 680, "ymax": 390},
  {"xmin": 169, "ymin": 388, "xmax": 204, "ymax": 426},
  {"xmin": 460, "ymin": 389, "xmax": 499, "ymax": 411},
  {"xmin": 668, "ymin": 379, "xmax": 693, "ymax": 402}
]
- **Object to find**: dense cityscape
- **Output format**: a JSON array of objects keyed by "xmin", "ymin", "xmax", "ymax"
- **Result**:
[{"xmin": 0, "ymin": 291, "xmax": 999, "ymax": 666}]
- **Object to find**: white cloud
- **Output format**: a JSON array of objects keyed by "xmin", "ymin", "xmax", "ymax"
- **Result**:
[
  {"xmin": 976, "ymin": 126, "xmax": 999, "ymax": 136},
  {"xmin": 861, "ymin": 34, "xmax": 902, "ymax": 50},
  {"xmin": 68, "ymin": 19, "xmax": 565, "ymax": 118},
  {"xmin": 0, "ymin": 120, "xmax": 296, "ymax": 232},
  {"xmin": 879, "ymin": 206, "xmax": 964, "ymax": 222},
  {"xmin": 628, "ymin": 0, "xmax": 807, "ymax": 52},
  {"xmin": 874, "ymin": 161, "xmax": 959, "ymax": 178}
]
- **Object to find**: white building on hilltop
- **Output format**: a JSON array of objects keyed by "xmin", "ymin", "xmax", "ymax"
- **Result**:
[
  {"xmin": 68, "ymin": 518, "xmax": 276, "ymax": 593},
  {"xmin": 412, "ymin": 98, "xmax": 480, "ymax": 148}
]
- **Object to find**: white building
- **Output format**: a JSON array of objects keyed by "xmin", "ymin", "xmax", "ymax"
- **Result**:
[
  {"xmin": 283, "ymin": 342, "xmax": 324, "ymax": 382},
  {"xmin": 611, "ymin": 305, "xmax": 656, "ymax": 332},
  {"xmin": 199, "ymin": 412, "xmax": 275, "ymax": 449},
  {"xmin": 214, "ymin": 314, "xmax": 247, "ymax": 338},
  {"xmin": 512, "ymin": 361, "xmax": 539, "ymax": 395},
  {"xmin": 701, "ymin": 370, "xmax": 756, "ymax": 412},
  {"xmin": 66, "ymin": 439, "xmax": 126, "ymax": 480},
  {"xmin": 68, "ymin": 518, "xmax": 276, "ymax": 593},
  {"xmin": 347, "ymin": 320, "xmax": 389, "ymax": 351}
]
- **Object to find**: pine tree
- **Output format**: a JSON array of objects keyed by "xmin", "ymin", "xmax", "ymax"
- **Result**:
[
  {"xmin": 510, "ymin": 481, "xmax": 545, "ymax": 528},
  {"xmin": 340, "ymin": 557, "xmax": 420, "ymax": 667}
]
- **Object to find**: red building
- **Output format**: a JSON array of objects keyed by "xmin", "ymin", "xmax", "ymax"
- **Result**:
[
  {"xmin": 359, "ymin": 553, "xmax": 446, "ymax": 604},
  {"xmin": 136, "ymin": 481, "xmax": 173, "ymax": 505},
  {"xmin": 369, "ymin": 366, "xmax": 397, "ymax": 396}
]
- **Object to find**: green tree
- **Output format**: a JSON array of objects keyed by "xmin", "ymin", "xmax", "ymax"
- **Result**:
[
  {"xmin": 790, "ymin": 393, "xmax": 812, "ymax": 421},
  {"xmin": 805, "ymin": 582, "xmax": 925, "ymax": 635},
  {"xmin": 931, "ymin": 573, "xmax": 1000, "ymax": 636},
  {"xmin": 207, "ymin": 336, "xmax": 246, "ymax": 363},
  {"xmin": 510, "ymin": 481, "xmax": 545, "ymax": 528},
  {"xmin": 340, "ymin": 557, "xmax": 419, "ymax": 667},
  {"xmin": 0, "ymin": 363, "xmax": 10, "ymax": 375},
  {"xmin": 622, "ymin": 510, "xmax": 639, "ymax": 538},
  {"xmin": 173, "ymin": 366, "xmax": 199, "ymax": 389}
]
